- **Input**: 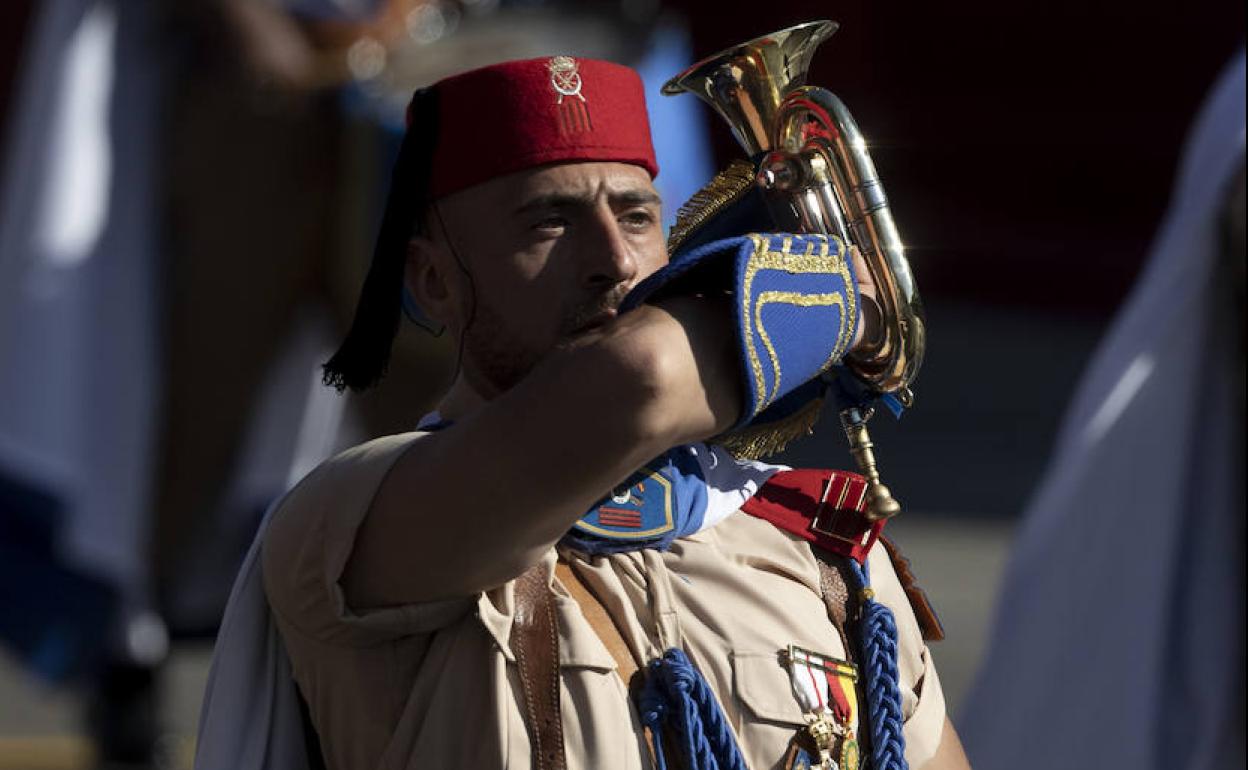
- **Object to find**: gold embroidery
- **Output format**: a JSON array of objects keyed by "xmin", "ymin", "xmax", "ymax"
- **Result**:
[
  {"xmin": 835, "ymin": 476, "xmax": 852, "ymax": 510},
  {"xmin": 666, "ymin": 160, "xmax": 756, "ymax": 255},
  {"xmin": 547, "ymin": 56, "xmax": 586, "ymax": 103},
  {"xmin": 716, "ymin": 395, "xmax": 824, "ymax": 459},
  {"xmin": 754, "ymin": 291, "xmax": 847, "ymax": 408},
  {"xmin": 739, "ymin": 233, "xmax": 856, "ymax": 417},
  {"xmin": 740, "ymin": 234, "xmax": 770, "ymax": 410}
]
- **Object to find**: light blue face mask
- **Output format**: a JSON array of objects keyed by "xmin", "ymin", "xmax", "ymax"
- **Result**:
[{"xmin": 401, "ymin": 286, "xmax": 445, "ymax": 336}]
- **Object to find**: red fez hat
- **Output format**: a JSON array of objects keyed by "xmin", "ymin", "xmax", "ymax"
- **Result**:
[
  {"xmin": 325, "ymin": 58, "xmax": 658, "ymax": 393},
  {"xmin": 425, "ymin": 57, "xmax": 659, "ymax": 198}
]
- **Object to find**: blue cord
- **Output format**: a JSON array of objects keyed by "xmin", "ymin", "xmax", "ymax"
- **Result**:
[
  {"xmin": 848, "ymin": 558, "xmax": 908, "ymax": 770},
  {"xmin": 637, "ymin": 648, "xmax": 749, "ymax": 770},
  {"xmin": 633, "ymin": 564, "xmax": 907, "ymax": 770}
]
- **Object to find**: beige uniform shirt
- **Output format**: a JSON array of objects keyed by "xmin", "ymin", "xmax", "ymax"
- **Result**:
[{"xmin": 263, "ymin": 434, "xmax": 946, "ymax": 770}]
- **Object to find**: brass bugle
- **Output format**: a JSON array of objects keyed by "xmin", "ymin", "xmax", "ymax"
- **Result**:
[{"xmin": 664, "ymin": 21, "xmax": 923, "ymax": 518}]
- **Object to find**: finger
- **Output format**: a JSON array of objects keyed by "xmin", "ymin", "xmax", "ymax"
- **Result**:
[{"xmin": 848, "ymin": 245, "xmax": 877, "ymax": 300}]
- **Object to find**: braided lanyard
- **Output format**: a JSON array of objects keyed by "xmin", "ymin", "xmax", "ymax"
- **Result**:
[{"xmin": 848, "ymin": 558, "xmax": 907, "ymax": 770}]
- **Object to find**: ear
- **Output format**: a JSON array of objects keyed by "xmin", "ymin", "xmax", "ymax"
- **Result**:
[{"xmin": 405, "ymin": 236, "xmax": 459, "ymax": 332}]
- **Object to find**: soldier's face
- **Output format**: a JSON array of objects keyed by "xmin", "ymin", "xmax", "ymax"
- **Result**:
[{"xmin": 432, "ymin": 161, "xmax": 667, "ymax": 396}]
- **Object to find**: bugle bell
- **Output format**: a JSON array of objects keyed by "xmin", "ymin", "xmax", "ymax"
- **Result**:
[{"xmin": 663, "ymin": 21, "xmax": 924, "ymax": 520}]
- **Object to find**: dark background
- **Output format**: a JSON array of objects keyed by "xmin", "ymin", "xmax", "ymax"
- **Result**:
[
  {"xmin": 2, "ymin": 0, "xmax": 1242, "ymax": 520},
  {"xmin": 675, "ymin": 0, "xmax": 1245, "ymax": 313},
  {"xmin": 7, "ymin": 1, "xmax": 1242, "ymax": 308},
  {"xmin": 663, "ymin": 0, "xmax": 1245, "ymax": 516}
]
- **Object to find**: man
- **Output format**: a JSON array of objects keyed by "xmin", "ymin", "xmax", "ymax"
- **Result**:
[{"xmin": 259, "ymin": 56, "xmax": 970, "ymax": 769}]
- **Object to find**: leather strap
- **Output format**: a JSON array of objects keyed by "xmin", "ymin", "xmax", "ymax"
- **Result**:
[
  {"xmin": 816, "ymin": 556, "xmax": 853, "ymax": 634},
  {"xmin": 879, "ymin": 534, "xmax": 946, "ymax": 642},
  {"xmin": 554, "ymin": 560, "xmax": 639, "ymax": 684},
  {"xmin": 512, "ymin": 564, "xmax": 567, "ymax": 770},
  {"xmin": 815, "ymin": 555, "xmax": 874, "ymax": 759}
]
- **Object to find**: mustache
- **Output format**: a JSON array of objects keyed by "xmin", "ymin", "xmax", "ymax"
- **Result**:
[{"xmin": 562, "ymin": 284, "xmax": 632, "ymax": 334}]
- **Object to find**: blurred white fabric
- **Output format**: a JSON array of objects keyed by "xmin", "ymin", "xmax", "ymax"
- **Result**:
[
  {"xmin": 960, "ymin": 50, "xmax": 1245, "ymax": 770},
  {"xmin": 0, "ymin": 0, "xmax": 160, "ymax": 607},
  {"xmin": 0, "ymin": 0, "xmax": 353, "ymax": 654}
]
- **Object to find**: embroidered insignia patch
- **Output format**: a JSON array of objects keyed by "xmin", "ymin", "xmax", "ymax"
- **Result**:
[
  {"xmin": 565, "ymin": 446, "xmax": 712, "ymax": 554},
  {"xmin": 782, "ymin": 742, "xmax": 819, "ymax": 770},
  {"xmin": 575, "ymin": 467, "xmax": 673, "ymax": 539},
  {"xmin": 548, "ymin": 55, "xmax": 592, "ymax": 135}
]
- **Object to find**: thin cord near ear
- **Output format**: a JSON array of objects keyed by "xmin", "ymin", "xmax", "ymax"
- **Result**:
[{"xmin": 431, "ymin": 200, "xmax": 477, "ymax": 378}]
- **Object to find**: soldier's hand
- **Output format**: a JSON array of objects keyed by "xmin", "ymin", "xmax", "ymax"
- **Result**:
[{"xmin": 849, "ymin": 246, "xmax": 883, "ymax": 353}]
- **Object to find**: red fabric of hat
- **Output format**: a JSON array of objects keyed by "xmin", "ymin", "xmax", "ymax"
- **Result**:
[{"xmin": 426, "ymin": 57, "xmax": 658, "ymax": 198}]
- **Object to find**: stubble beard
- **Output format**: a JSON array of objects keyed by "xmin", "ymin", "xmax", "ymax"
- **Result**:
[
  {"xmin": 461, "ymin": 300, "xmax": 543, "ymax": 397},
  {"xmin": 461, "ymin": 284, "xmax": 631, "ymax": 397}
]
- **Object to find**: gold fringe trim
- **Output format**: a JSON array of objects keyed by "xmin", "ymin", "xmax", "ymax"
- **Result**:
[
  {"xmin": 717, "ymin": 395, "xmax": 825, "ymax": 461},
  {"xmin": 667, "ymin": 159, "xmax": 757, "ymax": 255},
  {"xmin": 669, "ymin": 159, "xmax": 827, "ymax": 460}
]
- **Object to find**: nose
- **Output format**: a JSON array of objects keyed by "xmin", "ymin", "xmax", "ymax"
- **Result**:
[{"xmin": 580, "ymin": 205, "xmax": 639, "ymax": 289}]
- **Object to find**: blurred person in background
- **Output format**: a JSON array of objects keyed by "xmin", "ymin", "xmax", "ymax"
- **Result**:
[
  {"xmin": 959, "ymin": 50, "xmax": 1245, "ymax": 770},
  {"xmin": 0, "ymin": 1, "xmax": 716, "ymax": 766},
  {"xmin": 0, "ymin": 0, "xmax": 457, "ymax": 764},
  {"xmin": 0, "ymin": 0, "xmax": 170, "ymax": 764}
]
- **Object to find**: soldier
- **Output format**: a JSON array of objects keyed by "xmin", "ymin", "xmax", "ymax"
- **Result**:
[{"xmin": 244, "ymin": 56, "xmax": 970, "ymax": 770}]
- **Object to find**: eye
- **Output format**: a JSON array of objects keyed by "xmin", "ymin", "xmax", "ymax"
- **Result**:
[
  {"xmin": 620, "ymin": 209, "xmax": 657, "ymax": 230},
  {"xmin": 532, "ymin": 214, "xmax": 569, "ymax": 234}
]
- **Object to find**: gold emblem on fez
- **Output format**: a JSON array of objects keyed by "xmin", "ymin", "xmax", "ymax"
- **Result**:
[{"xmin": 548, "ymin": 56, "xmax": 586, "ymax": 103}]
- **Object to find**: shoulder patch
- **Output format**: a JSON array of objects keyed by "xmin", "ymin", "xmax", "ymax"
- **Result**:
[
  {"xmin": 740, "ymin": 468, "xmax": 883, "ymax": 564},
  {"xmin": 740, "ymin": 468, "xmax": 945, "ymax": 642}
]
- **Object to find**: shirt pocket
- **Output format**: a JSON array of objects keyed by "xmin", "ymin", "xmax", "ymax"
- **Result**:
[
  {"xmin": 731, "ymin": 650, "xmax": 807, "ymax": 725},
  {"xmin": 730, "ymin": 649, "xmax": 809, "ymax": 766}
]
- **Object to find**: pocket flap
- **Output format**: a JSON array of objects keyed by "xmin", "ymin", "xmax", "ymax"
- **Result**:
[{"xmin": 731, "ymin": 650, "xmax": 806, "ymax": 726}]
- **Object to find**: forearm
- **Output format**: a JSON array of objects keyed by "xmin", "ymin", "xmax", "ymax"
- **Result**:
[{"xmin": 342, "ymin": 299, "xmax": 742, "ymax": 607}]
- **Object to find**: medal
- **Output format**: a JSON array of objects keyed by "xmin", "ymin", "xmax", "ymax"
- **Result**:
[
  {"xmin": 783, "ymin": 645, "xmax": 860, "ymax": 770},
  {"xmin": 783, "ymin": 740, "xmax": 830, "ymax": 770},
  {"xmin": 840, "ymin": 735, "xmax": 860, "ymax": 770}
]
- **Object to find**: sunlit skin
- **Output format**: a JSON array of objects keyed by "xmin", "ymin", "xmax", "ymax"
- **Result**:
[
  {"xmin": 408, "ymin": 160, "xmax": 879, "ymax": 416},
  {"xmin": 354, "ymin": 162, "xmax": 742, "ymax": 605},
  {"xmin": 407, "ymin": 162, "xmax": 669, "ymax": 408},
  {"xmin": 350, "ymin": 160, "xmax": 967, "ymax": 770}
]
